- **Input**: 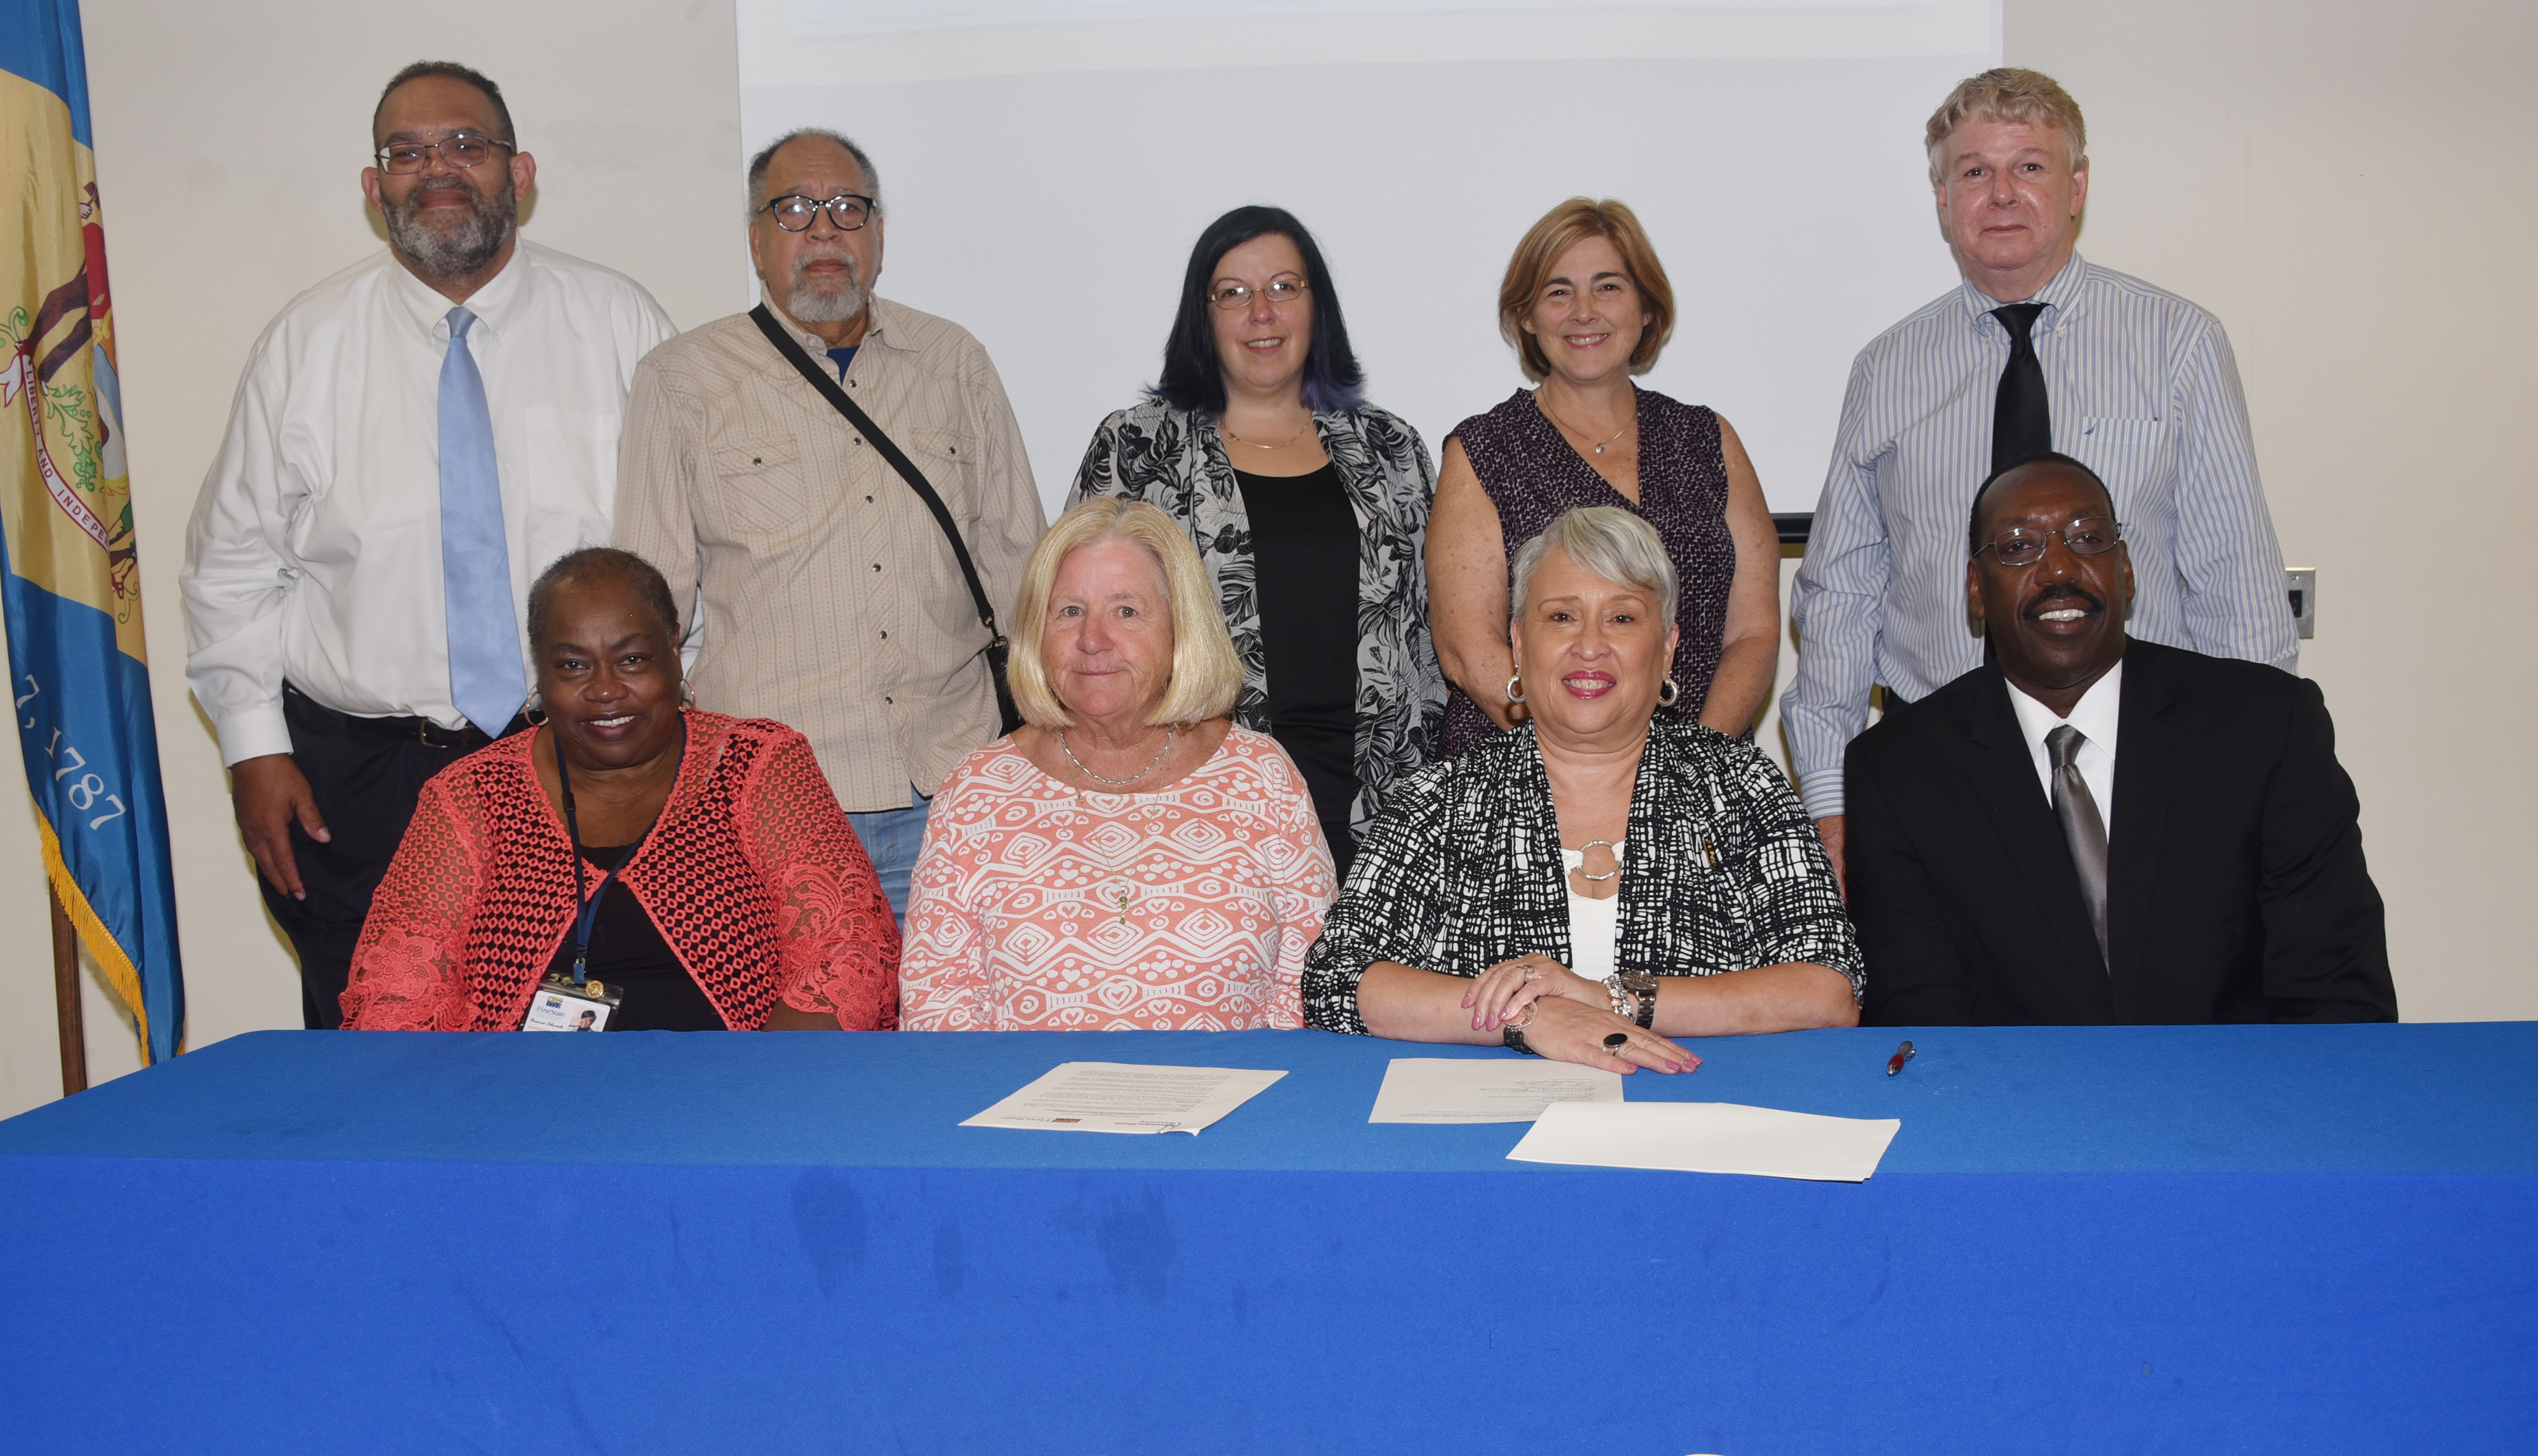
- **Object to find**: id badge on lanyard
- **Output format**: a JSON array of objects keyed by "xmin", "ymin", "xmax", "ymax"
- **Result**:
[
  {"xmin": 523, "ymin": 976, "xmax": 624, "ymax": 1032},
  {"xmin": 518, "ymin": 723, "xmax": 676, "ymax": 1033}
]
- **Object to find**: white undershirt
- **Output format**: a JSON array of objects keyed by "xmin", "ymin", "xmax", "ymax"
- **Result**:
[
  {"xmin": 1560, "ymin": 841, "xmax": 1624, "ymax": 983},
  {"xmin": 2003, "ymin": 661, "xmax": 2123, "ymax": 837}
]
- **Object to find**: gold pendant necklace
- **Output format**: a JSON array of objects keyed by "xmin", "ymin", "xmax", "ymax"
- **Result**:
[{"xmin": 1221, "ymin": 417, "xmax": 1312, "ymax": 450}]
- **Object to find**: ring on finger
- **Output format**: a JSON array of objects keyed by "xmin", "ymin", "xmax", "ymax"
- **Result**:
[{"xmin": 1603, "ymin": 1032, "xmax": 1629, "ymax": 1053}]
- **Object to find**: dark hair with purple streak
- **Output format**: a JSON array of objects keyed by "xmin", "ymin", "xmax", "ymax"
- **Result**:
[{"xmin": 1148, "ymin": 206, "xmax": 1365, "ymax": 416}]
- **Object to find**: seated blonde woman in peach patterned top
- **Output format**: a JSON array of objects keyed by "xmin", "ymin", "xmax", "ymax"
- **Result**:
[{"xmin": 900, "ymin": 500, "xmax": 1334, "ymax": 1030}]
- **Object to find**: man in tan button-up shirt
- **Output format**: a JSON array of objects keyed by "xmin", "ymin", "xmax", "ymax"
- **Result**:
[{"xmin": 615, "ymin": 128, "xmax": 1043, "ymax": 919}]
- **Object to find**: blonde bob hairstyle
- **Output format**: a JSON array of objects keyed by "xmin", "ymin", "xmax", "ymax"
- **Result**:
[
  {"xmin": 1497, "ymin": 197, "xmax": 1676, "ymax": 383},
  {"xmin": 1006, "ymin": 499, "xmax": 1243, "ymax": 730},
  {"xmin": 1924, "ymin": 67, "xmax": 2088, "ymax": 186}
]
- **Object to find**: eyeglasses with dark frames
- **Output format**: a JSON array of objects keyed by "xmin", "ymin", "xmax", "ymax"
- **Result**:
[
  {"xmin": 759, "ymin": 193, "xmax": 876, "ymax": 232},
  {"xmin": 1974, "ymin": 516, "xmax": 2123, "ymax": 568},
  {"xmin": 374, "ymin": 132, "xmax": 515, "ymax": 174}
]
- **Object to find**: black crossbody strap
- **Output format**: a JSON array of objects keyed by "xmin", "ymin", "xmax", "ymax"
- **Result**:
[{"xmin": 748, "ymin": 305, "xmax": 1004, "ymax": 642}]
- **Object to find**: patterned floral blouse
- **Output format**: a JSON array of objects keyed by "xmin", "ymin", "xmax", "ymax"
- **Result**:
[
  {"xmin": 1070, "ymin": 400, "xmax": 1447, "ymax": 836},
  {"xmin": 341, "ymin": 712, "xmax": 900, "ymax": 1032},
  {"xmin": 1305, "ymin": 719, "xmax": 1860, "ymax": 1034},
  {"xmin": 900, "ymin": 729, "xmax": 1336, "ymax": 1030}
]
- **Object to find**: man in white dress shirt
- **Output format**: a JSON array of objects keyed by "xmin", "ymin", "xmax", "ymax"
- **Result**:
[
  {"xmin": 180, "ymin": 62, "xmax": 676, "ymax": 1026},
  {"xmin": 1784, "ymin": 67, "xmax": 2296, "ymax": 888}
]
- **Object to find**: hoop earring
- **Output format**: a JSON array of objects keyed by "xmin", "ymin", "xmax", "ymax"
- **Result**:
[
  {"xmin": 1657, "ymin": 678, "xmax": 1680, "ymax": 707},
  {"xmin": 1505, "ymin": 674, "xmax": 1527, "ymax": 705},
  {"xmin": 679, "ymin": 680, "xmax": 695, "ymax": 709},
  {"xmin": 522, "ymin": 697, "xmax": 548, "ymax": 727}
]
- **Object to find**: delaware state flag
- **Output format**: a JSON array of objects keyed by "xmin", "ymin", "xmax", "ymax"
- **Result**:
[{"xmin": 3, "ymin": 0, "xmax": 183, "ymax": 1064}]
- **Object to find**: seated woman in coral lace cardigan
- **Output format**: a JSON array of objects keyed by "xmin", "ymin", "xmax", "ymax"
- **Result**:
[{"xmin": 340, "ymin": 548, "xmax": 898, "ymax": 1032}]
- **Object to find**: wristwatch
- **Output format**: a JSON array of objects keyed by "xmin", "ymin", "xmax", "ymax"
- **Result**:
[
  {"xmin": 1502, "ymin": 1000, "xmax": 1541, "ymax": 1056},
  {"xmin": 1621, "ymin": 972, "xmax": 1659, "ymax": 1028}
]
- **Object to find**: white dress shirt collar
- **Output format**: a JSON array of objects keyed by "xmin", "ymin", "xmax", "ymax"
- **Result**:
[
  {"xmin": 2003, "ymin": 656, "xmax": 2123, "ymax": 834},
  {"xmin": 385, "ymin": 239, "xmax": 536, "ymax": 343}
]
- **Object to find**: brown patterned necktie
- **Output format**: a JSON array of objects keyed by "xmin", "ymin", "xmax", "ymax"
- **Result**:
[{"xmin": 2047, "ymin": 724, "xmax": 2109, "ymax": 969}]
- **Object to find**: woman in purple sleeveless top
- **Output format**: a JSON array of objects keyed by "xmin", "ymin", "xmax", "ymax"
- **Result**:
[{"xmin": 1430, "ymin": 199, "xmax": 1782, "ymax": 755}]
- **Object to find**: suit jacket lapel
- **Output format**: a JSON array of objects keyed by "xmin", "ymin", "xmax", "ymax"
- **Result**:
[
  {"xmin": 2105, "ymin": 642, "xmax": 2181, "ymax": 1021},
  {"xmin": 1955, "ymin": 669, "xmax": 2114, "ymax": 1011}
]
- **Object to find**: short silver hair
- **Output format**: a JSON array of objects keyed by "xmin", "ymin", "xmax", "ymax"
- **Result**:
[{"xmin": 1508, "ymin": 506, "xmax": 1680, "ymax": 627}]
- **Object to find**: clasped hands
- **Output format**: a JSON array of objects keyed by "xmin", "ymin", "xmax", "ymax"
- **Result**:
[{"xmin": 1462, "ymin": 952, "xmax": 1698, "ymax": 1074}]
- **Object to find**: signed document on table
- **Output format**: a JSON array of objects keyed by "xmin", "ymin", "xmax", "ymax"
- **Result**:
[
  {"xmin": 961, "ymin": 1062, "xmax": 1288, "ymax": 1135},
  {"xmin": 1507, "ymin": 1101, "xmax": 1903, "ymax": 1182},
  {"xmin": 1367, "ymin": 1057, "xmax": 1624, "ymax": 1124}
]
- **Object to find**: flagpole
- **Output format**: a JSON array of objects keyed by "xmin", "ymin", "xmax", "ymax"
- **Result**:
[{"xmin": 51, "ymin": 884, "xmax": 86, "ymax": 1096}]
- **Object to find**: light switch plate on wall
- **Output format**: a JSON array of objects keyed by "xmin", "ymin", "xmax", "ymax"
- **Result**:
[{"xmin": 2286, "ymin": 567, "xmax": 2318, "ymax": 639}]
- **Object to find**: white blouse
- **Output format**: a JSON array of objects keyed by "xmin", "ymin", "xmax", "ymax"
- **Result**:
[{"xmin": 1560, "ymin": 841, "xmax": 1624, "ymax": 983}]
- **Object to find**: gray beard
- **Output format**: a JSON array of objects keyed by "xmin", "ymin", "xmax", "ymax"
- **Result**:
[
  {"xmin": 385, "ymin": 176, "xmax": 515, "ymax": 280},
  {"xmin": 769, "ymin": 250, "xmax": 867, "ymax": 324}
]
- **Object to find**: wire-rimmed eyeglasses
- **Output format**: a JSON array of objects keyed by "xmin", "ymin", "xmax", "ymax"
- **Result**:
[
  {"xmin": 374, "ymin": 132, "xmax": 515, "ymax": 174},
  {"xmin": 760, "ymin": 193, "xmax": 876, "ymax": 232},
  {"xmin": 1209, "ymin": 277, "xmax": 1309, "ymax": 311},
  {"xmin": 1974, "ymin": 517, "xmax": 2123, "ymax": 568}
]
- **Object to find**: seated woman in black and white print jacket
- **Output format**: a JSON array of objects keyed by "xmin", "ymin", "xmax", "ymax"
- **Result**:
[{"xmin": 1305, "ymin": 506, "xmax": 1860, "ymax": 1072}]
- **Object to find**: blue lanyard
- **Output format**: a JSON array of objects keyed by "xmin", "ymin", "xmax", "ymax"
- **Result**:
[{"xmin": 555, "ymin": 723, "xmax": 680, "ymax": 985}]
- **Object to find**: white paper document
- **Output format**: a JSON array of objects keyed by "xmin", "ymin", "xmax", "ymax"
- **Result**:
[
  {"xmin": 961, "ymin": 1062, "xmax": 1287, "ymax": 1136},
  {"xmin": 1367, "ymin": 1058, "xmax": 1624, "ymax": 1124},
  {"xmin": 1506, "ymin": 1101, "xmax": 1902, "ymax": 1182}
]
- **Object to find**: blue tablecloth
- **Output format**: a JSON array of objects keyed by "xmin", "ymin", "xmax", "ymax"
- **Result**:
[{"xmin": 3, "ymin": 1023, "xmax": 2533, "ymax": 1454}]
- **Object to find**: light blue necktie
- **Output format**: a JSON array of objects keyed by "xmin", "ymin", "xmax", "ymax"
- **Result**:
[{"xmin": 438, "ymin": 307, "xmax": 524, "ymax": 738}]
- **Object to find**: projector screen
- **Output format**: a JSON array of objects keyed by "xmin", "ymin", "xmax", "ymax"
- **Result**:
[{"xmin": 736, "ymin": 0, "xmax": 1999, "ymax": 516}]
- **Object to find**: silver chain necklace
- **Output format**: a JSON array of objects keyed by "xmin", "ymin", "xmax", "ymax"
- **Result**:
[
  {"xmin": 1536, "ymin": 391, "xmax": 1632, "ymax": 455},
  {"xmin": 1059, "ymin": 725, "xmax": 1175, "ymax": 788}
]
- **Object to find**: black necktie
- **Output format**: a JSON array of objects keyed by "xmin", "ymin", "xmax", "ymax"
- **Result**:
[
  {"xmin": 2046, "ymin": 724, "xmax": 2110, "ymax": 970},
  {"xmin": 1991, "ymin": 302, "xmax": 2051, "ymax": 471}
]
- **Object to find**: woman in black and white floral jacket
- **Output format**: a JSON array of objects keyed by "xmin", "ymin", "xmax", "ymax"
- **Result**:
[
  {"xmin": 1071, "ymin": 205, "xmax": 1443, "ymax": 881},
  {"xmin": 1306, "ymin": 507, "xmax": 1860, "ymax": 1072}
]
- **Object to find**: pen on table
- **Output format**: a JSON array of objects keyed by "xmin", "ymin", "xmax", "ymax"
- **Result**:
[{"xmin": 1886, "ymin": 1041, "xmax": 1916, "ymax": 1077}]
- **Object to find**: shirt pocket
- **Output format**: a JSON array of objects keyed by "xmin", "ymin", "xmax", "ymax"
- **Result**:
[
  {"xmin": 709, "ymin": 436, "xmax": 810, "ymax": 541},
  {"xmin": 2070, "ymin": 417, "xmax": 2172, "ymax": 518},
  {"xmin": 897, "ymin": 426, "xmax": 970, "ymax": 511}
]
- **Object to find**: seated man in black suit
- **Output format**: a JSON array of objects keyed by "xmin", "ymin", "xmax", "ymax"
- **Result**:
[{"xmin": 1845, "ymin": 452, "xmax": 2395, "ymax": 1025}]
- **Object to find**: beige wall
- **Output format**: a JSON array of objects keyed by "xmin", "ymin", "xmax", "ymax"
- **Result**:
[
  {"xmin": 4, "ymin": 0, "xmax": 2529, "ymax": 1117},
  {"xmin": 2002, "ymin": 0, "xmax": 2538, "ymax": 1020}
]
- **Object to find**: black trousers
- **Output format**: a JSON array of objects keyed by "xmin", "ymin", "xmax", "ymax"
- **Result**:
[{"xmin": 263, "ymin": 686, "xmax": 524, "ymax": 1029}]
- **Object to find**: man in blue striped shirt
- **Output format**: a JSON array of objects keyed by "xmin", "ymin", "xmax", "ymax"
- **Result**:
[{"xmin": 1784, "ymin": 68, "xmax": 2296, "ymax": 885}]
